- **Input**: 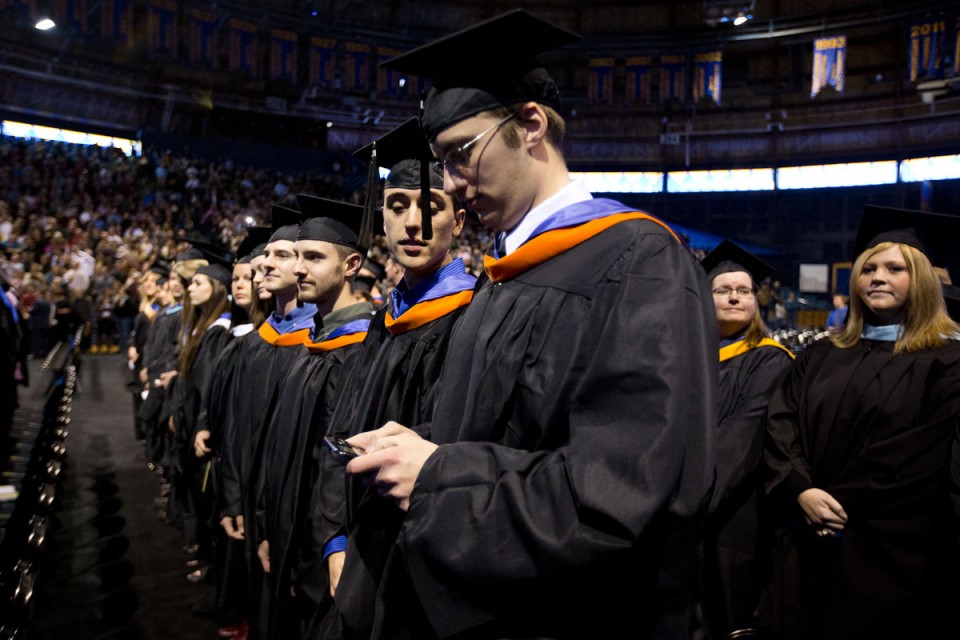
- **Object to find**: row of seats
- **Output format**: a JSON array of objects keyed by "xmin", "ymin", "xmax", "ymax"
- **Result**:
[{"xmin": 0, "ymin": 330, "xmax": 80, "ymax": 638}]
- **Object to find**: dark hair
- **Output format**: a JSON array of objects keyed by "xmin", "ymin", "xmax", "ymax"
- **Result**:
[{"xmin": 178, "ymin": 275, "xmax": 230, "ymax": 375}]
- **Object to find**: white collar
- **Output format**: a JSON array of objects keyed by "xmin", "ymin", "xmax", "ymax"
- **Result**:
[
  {"xmin": 231, "ymin": 323, "xmax": 254, "ymax": 337},
  {"xmin": 501, "ymin": 179, "xmax": 593, "ymax": 255}
]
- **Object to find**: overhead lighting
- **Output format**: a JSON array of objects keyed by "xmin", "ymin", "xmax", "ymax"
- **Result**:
[
  {"xmin": 733, "ymin": 12, "xmax": 750, "ymax": 26},
  {"xmin": 35, "ymin": 18, "xmax": 56, "ymax": 31}
]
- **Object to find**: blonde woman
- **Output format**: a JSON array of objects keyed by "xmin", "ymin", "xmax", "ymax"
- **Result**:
[{"xmin": 764, "ymin": 207, "xmax": 960, "ymax": 640}]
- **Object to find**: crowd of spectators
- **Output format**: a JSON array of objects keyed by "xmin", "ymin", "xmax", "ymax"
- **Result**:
[{"xmin": 0, "ymin": 136, "xmax": 499, "ymax": 356}]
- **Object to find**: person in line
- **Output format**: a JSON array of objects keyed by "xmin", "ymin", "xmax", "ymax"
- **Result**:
[
  {"xmin": 764, "ymin": 206, "xmax": 960, "ymax": 640},
  {"xmin": 217, "ymin": 206, "xmax": 317, "ymax": 638},
  {"xmin": 698, "ymin": 240, "xmax": 794, "ymax": 638},
  {"xmin": 345, "ymin": 11, "xmax": 717, "ymax": 638},
  {"xmin": 321, "ymin": 118, "xmax": 475, "ymax": 640},
  {"xmin": 193, "ymin": 228, "xmax": 272, "ymax": 640},
  {"xmin": 171, "ymin": 254, "xmax": 234, "ymax": 583},
  {"xmin": 254, "ymin": 197, "xmax": 373, "ymax": 640}
]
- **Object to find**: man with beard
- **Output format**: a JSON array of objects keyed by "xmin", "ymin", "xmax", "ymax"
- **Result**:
[
  {"xmin": 218, "ymin": 205, "xmax": 317, "ymax": 637},
  {"xmin": 254, "ymin": 197, "xmax": 373, "ymax": 639}
]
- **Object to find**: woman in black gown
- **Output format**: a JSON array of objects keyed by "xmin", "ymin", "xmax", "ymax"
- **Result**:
[
  {"xmin": 764, "ymin": 207, "xmax": 960, "ymax": 640},
  {"xmin": 699, "ymin": 241, "xmax": 794, "ymax": 639}
]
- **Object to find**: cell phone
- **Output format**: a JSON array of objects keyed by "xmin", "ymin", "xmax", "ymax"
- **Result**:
[{"xmin": 323, "ymin": 436, "xmax": 364, "ymax": 464}]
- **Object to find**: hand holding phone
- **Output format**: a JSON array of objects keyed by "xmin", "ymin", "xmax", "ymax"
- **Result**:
[{"xmin": 323, "ymin": 436, "xmax": 365, "ymax": 465}]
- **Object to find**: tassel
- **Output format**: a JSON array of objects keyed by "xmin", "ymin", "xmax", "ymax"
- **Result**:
[
  {"xmin": 420, "ymin": 157, "xmax": 433, "ymax": 240},
  {"xmin": 417, "ymin": 95, "xmax": 433, "ymax": 240},
  {"xmin": 359, "ymin": 141, "xmax": 378, "ymax": 252}
]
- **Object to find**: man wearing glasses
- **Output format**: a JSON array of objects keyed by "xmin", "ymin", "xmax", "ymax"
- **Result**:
[{"xmin": 342, "ymin": 10, "xmax": 718, "ymax": 639}]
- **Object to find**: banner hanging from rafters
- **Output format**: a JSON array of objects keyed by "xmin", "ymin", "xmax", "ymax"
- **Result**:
[
  {"xmin": 693, "ymin": 51, "xmax": 722, "ymax": 105},
  {"xmin": 811, "ymin": 35, "xmax": 846, "ymax": 97}
]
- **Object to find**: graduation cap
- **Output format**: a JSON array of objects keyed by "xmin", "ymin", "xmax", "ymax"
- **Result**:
[
  {"xmin": 268, "ymin": 204, "xmax": 302, "ymax": 244},
  {"xmin": 183, "ymin": 231, "xmax": 236, "ymax": 266},
  {"xmin": 853, "ymin": 205, "xmax": 960, "ymax": 268},
  {"xmin": 700, "ymin": 240, "xmax": 774, "ymax": 285},
  {"xmin": 174, "ymin": 247, "xmax": 205, "ymax": 262},
  {"xmin": 354, "ymin": 118, "xmax": 442, "ymax": 240},
  {"xmin": 236, "ymin": 226, "xmax": 272, "ymax": 264},
  {"xmin": 149, "ymin": 260, "xmax": 171, "ymax": 278},
  {"xmin": 194, "ymin": 246, "xmax": 234, "ymax": 287},
  {"xmin": 380, "ymin": 9, "xmax": 580, "ymax": 141},
  {"xmin": 360, "ymin": 258, "xmax": 386, "ymax": 282},
  {"xmin": 295, "ymin": 195, "xmax": 368, "ymax": 254}
]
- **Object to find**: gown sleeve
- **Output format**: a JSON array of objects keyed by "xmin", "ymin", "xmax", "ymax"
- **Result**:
[
  {"xmin": 710, "ymin": 347, "xmax": 794, "ymax": 513},
  {"xmin": 764, "ymin": 346, "xmax": 816, "ymax": 503}
]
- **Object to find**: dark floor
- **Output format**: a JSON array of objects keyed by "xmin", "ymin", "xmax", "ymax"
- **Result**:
[{"xmin": 26, "ymin": 354, "xmax": 220, "ymax": 640}]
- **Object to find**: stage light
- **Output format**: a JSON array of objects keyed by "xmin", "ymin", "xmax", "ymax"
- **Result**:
[
  {"xmin": 35, "ymin": 18, "xmax": 56, "ymax": 30},
  {"xmin": 733, "ymin": 12, "xmax": 749, "ymax": 26}
]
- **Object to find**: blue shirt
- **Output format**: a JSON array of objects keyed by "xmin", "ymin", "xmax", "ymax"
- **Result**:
[
  {"xmin": 266, "ymin": 302, "xmax": 318, "ymax": 335},
  {"xmin": 390, "ymin": 258, "xmax": 476, "ymax": 318}
]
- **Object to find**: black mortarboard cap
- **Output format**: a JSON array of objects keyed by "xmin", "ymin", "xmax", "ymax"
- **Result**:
[
  {"xmin": 295, "ymin": 195, "xmax": 367, "ymax": 253},
  {"xmin": 380, "ymin": 9, "xmax": 580, "ymax": 141},
  {"xmin": 269, "ymin": 205, "xmax": 301, "ymax": 244},
  {"xmin": 360, "ymin": 258, "xmax": 386, "ymax": 282},
  {"xmin": 175, "ymin": 247, "xmax": 205, "ymax": 262},
  {"xmin": 236, "ymin": 227, "xmax": 272, "ymax": 264},
  {"xmin": 701, "ymin": 240, "xmax": 775, "ymax": 284},
  {"xmin": 192, "ymin": 242, "xmax": 234, "ymax": 287},
  {"xmin": 195, "ymin": 263, "xmax": 232, "ymax": 287},
  {"xmin": 353, "ymin": 118, "xmax": 441, "ymax": 240},
  {"xmin": 354, "ymin": 118, "xmax": 443, "ymax": 190},
  {"xmin": 184, "ymin": 231, "xmax": 235, "ymax": 266},
  {"xmin": 853, "ymin": 205, "xmax": 960, "ymax": 268},
  {"xmin": 149, "ymin": 260, "xmax": 171, "ymax": 277}
]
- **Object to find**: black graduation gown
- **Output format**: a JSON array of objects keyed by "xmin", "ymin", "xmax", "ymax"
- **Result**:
[
  {"xmin": 139, "ymin": 308, "xmax": 182, "ymax": 464},
  {"xmin": 217, "ymin": 320, "xmax": 314, "ymax": 638},
  {"xmin": 764, "ymin": 338, "xmax": 960, "ymax": 640},
  {"xmin": 397, "ymin": 215, "xmax": 718, "ymax": 640},
  {"xmin": 203, "ymin": 328, "xmax": 257, "ymax": 626},
  {"xmin": 255, "ymin": 303, "xmax": 372, "ymax": 640},
  {"xmin": 327, "ymin": 294, "xmax": 473, "ymax": 640},
  {"xmin": 174, "ymin": 322, "xmax": 233, "ymax": 476},
  {"xmin": 702, "ymin": 340, "xmax": 794, "ymax": 637}
]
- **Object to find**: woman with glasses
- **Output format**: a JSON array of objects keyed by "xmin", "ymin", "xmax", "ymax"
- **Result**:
[
  {"xmin": 699, "ymin": 240, "xmax": 795, "ymax": 639},
  {"xmin": 764, "ymin": 207, "xmax": 960, "ymax": 639}
]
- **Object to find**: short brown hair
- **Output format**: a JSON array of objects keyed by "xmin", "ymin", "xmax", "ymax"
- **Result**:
[
  {"xmin": 832, "ymin": 241, "xmax": 959, "ymax": 353},
  {"xmin": 486, "ymin": 103, "xmax": 566, "ymax": 150}
]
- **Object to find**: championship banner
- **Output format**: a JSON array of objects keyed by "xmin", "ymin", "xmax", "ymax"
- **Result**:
[
  {"xmin": 147, "ymin": 0, "xmax": 177, "ymax": 57},
  {"xmin": 811, "ymin": 35, "xmax": 846, "ymax": 97},
  {"xmin": 909, "ymin": 18, "xmax": 947, "ymax": 82},
  {"xmin": 228, "ymin": 18, "xmax": 258, "ymax": 76},
  {"xmin": 54, "ymin": 0, "xmax": 87, "ymax": 34},
  {"xmin": 269, "ymin": 28, "xmax": 298, "ymax": 82},
  {"xmin": 625, "ymin": 56, "xmax": 653, "ymax": 106},
  {"xmin": 344, "ymin": 42, "xmax": 371, "ymax": 92},
  {"xmin": 187, "ymin": 8, "xmax": 218, "ymax": 66},
  {"xmin": 308, "ymin": 37, "xmax": 336, "ymax": 89},
  {"xmin": 587, "ymin": 58, "xmax": 615, "ymax": 105},
  {"xmin": 100, "ymin": 0, "xmax": 133, "ymax": 47},
  {"xmin": 659, "ymin": 54, "xmax": 686, "ymax": 103},
  {"xmin": 693, "ymin": 51, "xmax": 722, "ymax": 105},
  {"xmin": 377, "ymin": 46, "xmax": 405, "ymax": 96},
  {"xmin": 956, "ymin": 16, "xmax": 960, "ymax": 76}
]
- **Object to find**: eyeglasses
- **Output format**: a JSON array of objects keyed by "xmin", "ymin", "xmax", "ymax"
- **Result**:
[
  {"xmin": 712, "ymin": 287, "xmax": 755, "ymax": 297},
  {"xmin": 437, "ymin": 112, "xmax": 517, "ymax": 174}
]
